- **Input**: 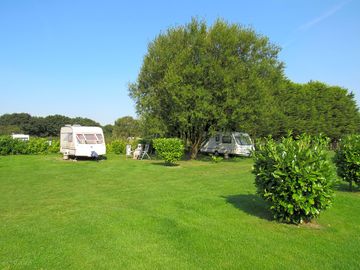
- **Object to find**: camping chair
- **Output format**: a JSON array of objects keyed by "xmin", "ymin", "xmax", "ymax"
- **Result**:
[
  {"xmin": 140, "ymin": 144, "xmax": 151, "ymax": 160},
  {"xmin": 125, "ymin": 144, "xmax": 133, "ymax": 159}
]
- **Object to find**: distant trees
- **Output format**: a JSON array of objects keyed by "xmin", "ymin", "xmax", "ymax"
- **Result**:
[
  {"xmin": 0, "ymin": 113, "xmax": 145, "ymax": 141},
  {"xmin": 102, "ymin": 124, "xmax": 114, "ymax": 141},
  {"xmin": 0, "ymin": 113, "xmax": 100, "ymax": 137},
  {"xmin": 0, "ymin": 125, "xmax": 22, "ymax": 136},
  {"xmin": 0, "ymin": 113, "xmax": 32, "ymax": 127},
  {"xmin": 112, "ymin": 116, "xmax": 140, "ymax": 139},
  {"xmin": 130, "ymin": 18, "xmax": 284, "ymax": 158}
]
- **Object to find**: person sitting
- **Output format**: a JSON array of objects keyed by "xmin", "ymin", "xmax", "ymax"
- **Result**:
[{"xmin": 133, "ymin": 144, "xmax": 143, "ymax": 159}]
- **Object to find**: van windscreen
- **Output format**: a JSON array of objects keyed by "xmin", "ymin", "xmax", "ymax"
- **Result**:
[{"xmin": 235, "ymin": 134, "xmax": 252, "ymax": 145}]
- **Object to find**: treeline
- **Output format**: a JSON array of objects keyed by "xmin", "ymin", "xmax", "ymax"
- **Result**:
[
  {"xmin": 0, "ymin": 113, "xmax": 100, "ymax": 137},
  {"xmin": 270, "ymin": 80, "xmax": 360, "ymax": 142},
  {"xmin": 114, "ymin": 81, "xmax": 360, "ymax": 145},
  {"xmin": 1, "ymin": 82, "xmax": 359, "ymax": 145},
  {"xmin": 0, "ymin": 113, "xmax": 142, "ymax": 142}
]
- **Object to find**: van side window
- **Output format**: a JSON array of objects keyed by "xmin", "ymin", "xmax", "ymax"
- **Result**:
[
  {"xmin": 215, "ymin": 135, "xmax": 220, "ymax": 142},
  {"xmin": 222, "ymin": 135, "xmax": 231, "ymax": 144},
  {"xmin": 84, "ymin": 134, "xmax": 97, "ymax": 144},
  {"xmin": 96, "ymin": 134, "xmax": 104, "ymax": 144},
  {"xmin": 76, "ymin": 134, "xmax": 85, "ymax": 144}
]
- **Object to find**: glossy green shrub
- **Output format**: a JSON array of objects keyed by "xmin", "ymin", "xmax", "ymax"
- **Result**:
[
  {"xmin": 252, "ymin": 134, "xmax": 335, "ymax": 224},
  {"xmin": 334, "ymin": 134, "xmax": 360, "ymax": 190},
  {"xmin": 153, "ymin": 138, "xmax": 184, "ymax": 165}
]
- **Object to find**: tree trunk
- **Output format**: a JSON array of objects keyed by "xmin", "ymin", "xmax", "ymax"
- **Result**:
[
  {"xmin": 190, "ymin": 144, "xmax": 199, "ymax": 159},
  {"xmin": 190, "ymin": 137, "xmax": 202, "ymax": 159}
]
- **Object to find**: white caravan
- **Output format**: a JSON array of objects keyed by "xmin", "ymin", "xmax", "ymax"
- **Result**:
[
  {"xmin": 60, "ymin": 125, "xmax": 106, "ymax": 159},
  {"xmin": 200, "ymin": 132, "xmax": 254, "ymax": 157},
  {"xmin": 12, "ymin": 134, "xmax": 30, "ymax": 141}
]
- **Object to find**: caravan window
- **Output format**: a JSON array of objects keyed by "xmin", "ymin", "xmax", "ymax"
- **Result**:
[
  {"xmin": 96, "ymin": 134, "xmax": 104, "ymax": 143},
  {"xmin": 76, "ymin": 134, "xmax": 85, "ymax": 144},
  {"xmin": 76, "ymin": 133, "xmax": 103, "ymax": 144},
  {"xmin": 68, "ymin": 133, "xmax": 73, "ymax": 142},
  {"xmin": 222, "ymin": 135, "xmax": 232, "ymax": 144},
  {"xmin": 62, "ymin": 133, "xmax": 72, "ymax": 142},
  {"xmin": 84, "ymin": 134, "xmax": 97, "ymax": 144},
  {"xmin": 62, "ymin": 133, "xmax": 68, "ymax": 142},
  {"xmin": 215, "ymin": 135, "xmax": 220, "ymax": 142}
]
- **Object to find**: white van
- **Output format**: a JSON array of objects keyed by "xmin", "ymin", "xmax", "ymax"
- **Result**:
[
  {"xmin": 12, "ymin": 134, "xmax": 30, "ymax": 141},
  {"xmin": 60, "ymin": 125, "xmax": 106, "ymax": 159},
  {"xmin": 200, "ymin": 132, "xmax": 254, "ymax": 157}
]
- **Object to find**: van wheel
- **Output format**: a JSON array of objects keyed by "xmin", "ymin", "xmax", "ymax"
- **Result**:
[{"xmin": 214, "ymin": 151, "xmax": 219, "ymax": 156}]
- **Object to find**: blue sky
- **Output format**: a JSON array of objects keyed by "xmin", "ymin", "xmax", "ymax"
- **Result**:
[{"xmin": 0, "ymin": 0, "xmax": 359, "ymax": 125}]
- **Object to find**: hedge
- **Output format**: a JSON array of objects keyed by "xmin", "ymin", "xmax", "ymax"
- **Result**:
[{"xmin": 0, "ymin": 136, "xmax": 59, "ymax": 155}]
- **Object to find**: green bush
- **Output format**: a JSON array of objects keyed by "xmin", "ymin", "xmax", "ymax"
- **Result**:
[
  {"xmin": 211, "ymin": 154, "xmax": 223, "ymax": 163},
  {"xmin": 334, "ymin": 134, "xmax": 360, "ymax": 190},
  {"xmin": 107, "ymin": 140, "xmax": 126, "ymax": 154},
  {"xmin": 153, "ymin": 138, "xmax": 184, "ymax": 165},
  {"xmin": 27, "ymin": 138, "xmax": 49, "ymax": 154},
  {"xmin": 0, "ymin": 136, "xmax": 59, "ymax": 155},
  {"xmin": 107, "ymin": 139, "xmax": 141, "ymax": 155},
  {"xmin": 0, "ymin": 136, "xmax": 29, "ymax": 155},
  {"xmin": 252, "ymin": 134, "xmax": 335, "ymax": 224},
  {"xmin": 48, "ymin": 139, "xmax": 60, "ymax": 153}
]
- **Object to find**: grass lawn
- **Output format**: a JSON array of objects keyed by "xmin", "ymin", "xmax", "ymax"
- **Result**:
[{"xmin": 0, "ymin": 154, "xmax": 359, "ymax": 269}]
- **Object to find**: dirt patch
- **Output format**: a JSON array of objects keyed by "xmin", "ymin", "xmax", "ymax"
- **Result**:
[{"xmin": 300, "ymin": 221, "xmax": 323, "ymax": 229}]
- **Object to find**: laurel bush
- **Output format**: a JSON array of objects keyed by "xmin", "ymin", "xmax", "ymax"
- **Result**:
[
  {"xmin": 153, "ymin": 138, "xmax": 184, "ymax": 165},
  {"xmin": 334, "ymin": 134, "xmax": 360, "ymax": 190},
  {"xmin": 253, "ymin": 134, "xmax": 335, "ymax": 224}
]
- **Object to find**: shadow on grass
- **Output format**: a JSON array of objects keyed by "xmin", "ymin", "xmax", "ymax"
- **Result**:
[
  {"xmin": 223, "ymin": 194, "xmax": 273, "ymax": 221},
  {"xmin": 150, "ymin": 162, "xmax": 180, "ymax": 167},
  {"xmin": 64, "ymin": 156, "xmax": 106, "ymax": 162},
  {"xmin": 195, "ymin": 153, "xmax": 251, "ymax": 163},
  {"xmin": 334, "ymin": 182, "xmax": 360, "ymax": 192}
]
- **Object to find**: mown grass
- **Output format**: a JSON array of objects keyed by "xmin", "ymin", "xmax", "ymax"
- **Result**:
[{"xmin": 0, "ymin": 154, "xmax": 359, "ymax": 269}]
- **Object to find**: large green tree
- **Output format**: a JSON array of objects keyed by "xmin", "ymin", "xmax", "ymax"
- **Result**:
[{"xmin": 129, "ymin": 19, "xmax": 284, "ymax": 158}]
